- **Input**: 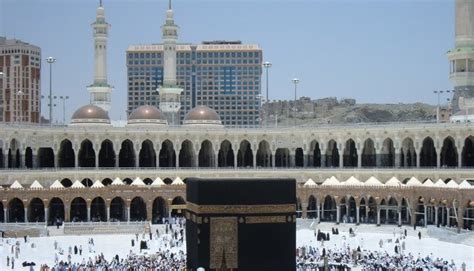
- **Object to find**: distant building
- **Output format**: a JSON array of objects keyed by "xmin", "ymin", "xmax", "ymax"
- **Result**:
[
  {"xmin": 0, "ymin": 37, "xmax": 41, "ymax": 123},
  {"xmin": 126, "ymin": 41, "xmax": 262, "ymax": 127}
]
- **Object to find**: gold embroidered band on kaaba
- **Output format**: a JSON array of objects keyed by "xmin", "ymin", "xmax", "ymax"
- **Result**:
[{"xmin": 186, "ymin": 202, "xmax": 296, "ymax": 214}]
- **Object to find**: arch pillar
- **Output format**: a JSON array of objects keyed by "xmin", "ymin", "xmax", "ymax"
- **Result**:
[
  {"xmin": 32, "ymin": 148, "xmax": 38, "ymax": 168},
  {"xmin": 394, "ymin": 149, "xmax": 400, "ymax": 168},
  {"xmin": 338, "ymin": 149, "xmax": 343, "ymax": 168},
  {"xmin": 24, "ymin": 207, "xmax": 28, "ymax": 222},
  {"xmin": 44, "ymin": 206, "xmax": 49, "ymax": 225},
  {"xmin": 436, "ymin": 147, "xmax": 441, "ymax": 168},
  {"xmin": 357, "ymin": 151, "xmax": 362, "ymax": 168},
  {"xmin": 114, "ymin": 142, "xmax": 120, "ymax": 168},
  {"xmin": 320, "ymin": 147, "xmax": 326, "ymax": 167},
  {"xmin": 416, "ymin": 148, "xmax": 421, "ymax": 168},
  {"xmin": 458, "ymin": 150, "xmax": 462, "ymax": 168},
  {"xmin": 146, "ymin": 200, "xmax": 153, "ymax": 223},
  {"xmin": 253, "ymin": 152, "xmax": 257, "ymax": 168},
  {"xmin": 154, "ymin": 147, "xmax": 160, "ymax": 168},
  {"xmin": 302, "ymin": 151, "xmax": 308, "ymax": 168},
  {"xmin": 53, "ymin": 147, "xmax": 59, "ymax": 168},
  {"xmin": 301, "ymin": 202, "xmax": 308, "ymax": 219},
  {"xmin": 65, "ymin": 205, "xmax": 70, "ymax": 222},
  {"xmin": 336, "ymin": 204, "xmax": 341, "ymax": 224},
  {"xmin": 434, "ymin": 205, "xmax": 439, "ymax": 226},
  {"xmin": 4, "ymin": 208, "xmax": 7, "ymax": 222},
  {"xmin": 175, "ymin": 146, "xmax": 181, "ymax": 168}
]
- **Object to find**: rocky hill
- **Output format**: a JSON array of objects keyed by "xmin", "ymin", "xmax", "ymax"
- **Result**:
[{"xmin": 262, "ymin": 97, "xmax": 438, "ymax": 125}]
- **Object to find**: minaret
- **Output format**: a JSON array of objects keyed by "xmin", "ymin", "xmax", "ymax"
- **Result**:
[
  {"xmin": 158, "ymin": 0, "xmax": 183, "ymax": 125},
  {"xmin": 447, "ymin": 0, "xmax": 474, "ymax": 112},
  {"xmin": 87, "ymin": 0, "xmax": 113, "ymax": 112}
]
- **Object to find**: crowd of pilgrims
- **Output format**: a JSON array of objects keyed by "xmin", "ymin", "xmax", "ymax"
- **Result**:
[
  {"xmin": 3, "ymin": 218, "xmax": 468, "ymax": 271},
  {"xmin": 37, "ymin": 217, "xmax": 187, "ymax": 271},
  {"xmin": 295, "ymin": 227, "xmax": 465, "ymax": 271}
]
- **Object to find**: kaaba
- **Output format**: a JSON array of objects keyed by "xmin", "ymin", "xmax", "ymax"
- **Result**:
[{"xmin": 185, "ymin": 178, "xmax": 296, "ymax": 271}]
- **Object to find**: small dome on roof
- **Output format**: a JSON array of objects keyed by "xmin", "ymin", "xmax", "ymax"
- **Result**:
[
  {"xmin": 183, "ymin": 105, "xmax": 222, "ymax": 126},
  {"xmin": 70, "ymin": 105, "xmax": 110, "ymax": 125},
  {"xmin": 128, "ymin": 105, "xmax": 167, "ymax": 125}
]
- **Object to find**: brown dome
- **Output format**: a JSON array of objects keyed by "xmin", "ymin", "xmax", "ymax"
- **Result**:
[
  {"xmin": 184, "ymin": 105, "xmax": 221, "ymax": 122},
  {"xmin": 70, "ymin": 105, "xmax": 110, "ymax": 125},
  {"xmin": 128, "ymin": 105, "xmax": 167, "ymax": 125}
]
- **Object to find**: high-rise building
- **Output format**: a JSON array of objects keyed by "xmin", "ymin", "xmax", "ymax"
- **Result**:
[
  {"xmin": 127, "ymin": 42, "xmax": 262, "ymax": 127},
  {"xmin": 126, "ymin": 4, "xmax": 262, "ymax": 127},
  {"xmin": 448, "ymin": 0, "xmax": 474, "ymax": 112},
  {"xmin": 0, "ymin": 37, "xmax": 41, "ymax": 123},
  {"xmin": 87, "ymin": 0, "xmax": 113, "ymax": 112}
]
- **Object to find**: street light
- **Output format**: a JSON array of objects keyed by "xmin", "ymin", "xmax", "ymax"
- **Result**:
[
  {"xmin": 263, "ymin": 61, "xmax": 272, "ymax": 127},
  {"xmin": 46, "ymin": 57, "xmax": 56, "ymax": 125},
  {"xmin": 58, "ymin": 96, "xmax": 69, "ymax": 124},
  {"xmin": 292, "ymin": 78, "xmax": 300, "ymax": 126},
  {"xmin": 433, "ymin": 90, "xmax": 443, "ymax": 123}
]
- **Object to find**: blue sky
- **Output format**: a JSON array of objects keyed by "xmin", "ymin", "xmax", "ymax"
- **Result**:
[{"xmin": 0, "ymin": 0, "xmax": 455, "ymax": 122}]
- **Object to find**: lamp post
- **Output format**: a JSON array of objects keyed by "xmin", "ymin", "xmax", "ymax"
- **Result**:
[
  {"xmin": 433, "ymin": 90, "xmax": 443, "ymax": 123},
  {"xmin": 17, "ymin": 90, "xmax": 24, "ymax": 124},
  {"xmin": 46, "ymin": 57, "xmax": 56, "ymax": 125},
  {"xmin": 292, "ymin": 78, "xmax": 300, "ymax": 127},
  {"xmin": 59, "ymin": 96, "xmax": 69, "ymax": 124},
  {"xmin": 263, "ymin": 61, "xmax": 272, "ymax": 127}
]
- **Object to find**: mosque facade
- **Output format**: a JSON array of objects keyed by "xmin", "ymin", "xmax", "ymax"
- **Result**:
[{"xmin": 0, "ymin": 1, "xmax": 472, "ymax": 231}]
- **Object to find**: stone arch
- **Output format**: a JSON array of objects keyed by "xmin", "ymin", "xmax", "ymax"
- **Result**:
[
  {"xmin": 98, "ymin": 139, "xmax": 116, "ymax": 168},
  {"xmin": 28, "ymin": 198, "xmax": 45, "ymax": 223},
  {"xmin": 420, "ymin": 137, "xmax": 437, "ymax": 167},
  {"xmin": 237, "ymin": 140, "xmax": 253, "ymax": 168},
  {"xmin": 143, "ymin": 178, "xmax": 153, "ymax": 185},
  {"xmin": 38, "ymin": 147, "xmax": 55, "ymax": 168},
  {"xmin": 307, "ymin": 195, "xmax": 317, "ymax": 219},
  {"xmin": 70, "ymin": 197, "xmax": 87, "ymax": 222},
  {"xmin": 340, "ymin": 196, "xmax": 357, "ymax": 223},
  {"xmin": 171, "ymin": 196, "xmax": 186, "ymax": 217},
  {"xmin": 102, "ymin": 178, "xmax": 113, "ymax": 186},
  {"xmin": 78, "ymin": 139, "xmax": 95, "ymax": 168},
  {"xmin": 441, "ymin": 136, "xmax": 458, "ymax": 167},
  {"xmin": 400, "ymin": 137, "xmax": 416, "ymax": 168},
  {"xmin": 152, "ymin": 197, "xmax": 167, "ymax": 224},
  {"xmin": 257, "ymin": 140, "xmax": 272, "ymax": 168},
  {"xmin": 380, "ymin": 138, "xmax": 395, "ymax": 167},
  {"xmin": 110, "ymin": 197, "xmax": 126, "ymax": 221},
  {"xmin": 325, "ymin": 139, "xmax": 339, "ymax": 167},
  {"xmin": 8, "ymin": 138, "xmax": 20, "ymax": 168},
  {"xmin": 462, "ymin": 136, "xmax": 474, "ymax": 167},
  {"xmin": 309, "ymin": 140, "xmax": 321, "ymax": 167},
  {"xmin": 218, "ymin": 140, "xmax": 234, "ymax": 168},
  {"xmin": 24, "ymin": 147, "xmax": 33, "ymax": 168},
  {"xmin": 81, "ymin": 178, "xmax": 93, "ymax": 187},
  {"xmin": 321, "ymin": 195, "xmax": 337, "ymax": 222},
  {"xmin": 361, "ymin": 138, "xmax": 376, "ymax": 167},
  {"xmin": 159, "ymin": 140, "xmax": 176, "ymax": 168},
  {"xmin": 199, "ymin": 140, "xmax": 215, "ymax": 167},
  {"xmin": 179, "ymin": 140, "xmax": 195, "ymax": 168},
  {"xmin": 91, "ymin": 197, "xmax": 106, "ymax": 222},
  {"xmin": 130, "ymin": 197, "xmax": 147, "ymax": 221},
  {"xmin": 8, "ymin": 198, "xmax": 24, "ymax": 222},
  {"xmin": 343, "ymin": 139, "xmax": 358, "ymax": 167},
  {"xmin": 163, "ymin": 178, "xmax": 173, "ymax": 185},
  {"xmin": 119, "ymin": 139, "xmax": 136, "ymax": 168},
  {"xmin": 48, "ymin": 197, "xmax": 65, "ymax": 225},
  {"xmin": 275, "ymin": 148, "xmax": 289, "ymax": 168},
  {"xmin": 58, "ymin": 139, "xmax": 75, "ymax": 168},
  {"xmin": 61, "ymin": 178, "xmax": 72, "ymax": 188},
  {"xmin": 139, "ymin": 140, "xmax": 156, "ymax": 168},
  {"xmin": 295, "ymin": 148, "xmax": 304, "ymax": 167}
]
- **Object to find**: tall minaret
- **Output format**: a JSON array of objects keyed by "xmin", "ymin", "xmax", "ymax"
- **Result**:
[
  {"xmin": 448, "ymin": 0, "xmax": 474, "ymax": 112},
  {"xmin": 158, "ymin": 0, "xmax": 183, "ymax": 125},
  {"xmin": 87, "ymin": 0, "xmax": 113, "ymax": 112}
]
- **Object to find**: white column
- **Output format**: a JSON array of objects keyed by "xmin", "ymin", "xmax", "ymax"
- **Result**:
[
  {"xmin": 356, "ymin": 206, "xmax": 360, "ymax": 224},
  {"xmin": 435, "ymin": 206, "xmax": 438, "ymax": 226},
  {"xmin": 234, "ymin": 153, "xmax": 238, "ymax": 168},
  {"xmin": 385, "ymin": 209, "xmax": 388, "ymax": 224},
  {"xmin": 357, "ymin": 152, "xmax": 362, "ymax": 168},
  {"xmin": 106, "ymin": 207, "xmax": 110, "ymax": 222},
  {"xmin": 44, "ymin": 207, "xmax": 49, "ymax": 225},
  {"xmin": 24, "ymin": 208, "xmax": 28, "ymax": 223},
  {"xmin": 424, "ymin": 205, "xmax": 428, "ymax": 227},
  {"xmin": 87, "ymin": 207, "xmax": 91, "ymax": 222},
  {"xmin": 4, "ymin": 208, "xmax": 8, "ymax": 222},
  {"xmin": 74, "ymin": 149, "xmax": 79, "ymax": 168},
  {"xmin": 446, "ymin": 208, "xmax": 450, "ymax": 227},
  {"xmin": 339, "ymin": 150, "xmax": 343, "ymax": 168},
  {"xmin": 436, "ymin": 151, "xmax": 441, "ymax": 168},
  {"xmin": 398, "ymin": 208, "xmax": 402, "ymax": 226},
  {"xmin": 317, "ymin": 204, "xmax": 321, "ymax": 223},
  {"xmin": 135, "ymin": 150, "xmax": 139, "ymax": 168},
  {"xmin": 336, "ymin": 205, "xmax": 340, "ymax": 224},
  {"xmin": 127, "ymin": 207, "xmax": 131, "ymax": 222},
  {"xmin": 458, "ymin": 151, "xmax": 462, "ymax": 168},
  {"xmin": 253, "ymin": 152, "xmax": 257, "ymax": 168}
]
